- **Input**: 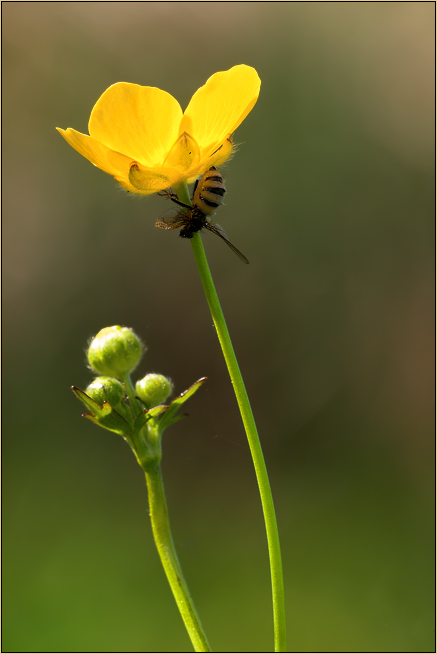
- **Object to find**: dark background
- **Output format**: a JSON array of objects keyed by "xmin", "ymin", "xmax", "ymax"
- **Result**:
[{"xmin": 3, "ymin": 2, "xmax": 435, "ymax": 652}]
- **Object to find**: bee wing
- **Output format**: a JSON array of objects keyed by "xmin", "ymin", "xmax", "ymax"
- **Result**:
[
  {"xmin": 155, "ymin": 208, "xmax": 188, "ymax": 230},
  {"xmin": 205, "ymin": 220, "xmax": 249, "ymax": 264}
]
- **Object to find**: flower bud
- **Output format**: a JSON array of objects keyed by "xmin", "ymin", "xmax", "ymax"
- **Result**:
[
  {"xmin": 136, "ymin": 373, "xmax": 173, "ymax": 408},
  {"xmin": 85, "ymin": 376, "xmax": 125, "ymax": 407},
  {"xmin": 87, "ymin": 326, "xmax": 144, "ymax": 378}
]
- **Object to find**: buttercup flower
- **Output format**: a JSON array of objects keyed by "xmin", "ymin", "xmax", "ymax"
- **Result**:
[{"xmin": 57, "ymin": 65, "xmax": 260, "ymax": 195}]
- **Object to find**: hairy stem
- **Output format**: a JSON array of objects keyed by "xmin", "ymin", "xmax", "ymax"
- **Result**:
[{"xmin": 144, "ymin": 459, "xmax": 211, "ymax": 652}]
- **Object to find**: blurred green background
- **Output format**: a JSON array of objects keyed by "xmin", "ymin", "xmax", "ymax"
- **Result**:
[{"xmin": 3, "ymin": 3, "xmax": 435, "ymax": 652}]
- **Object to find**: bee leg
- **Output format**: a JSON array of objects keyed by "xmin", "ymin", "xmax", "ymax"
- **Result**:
[
  {"xmin": 158, "ymin": 189, "xmax": 192, "ymax": 210},
  {"xmin": 157, "ymin": 189, "xmax": 175, "ymax": 199}
]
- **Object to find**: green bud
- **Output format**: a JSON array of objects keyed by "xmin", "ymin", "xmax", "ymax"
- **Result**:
[
  {"xmin": 85, "ymin": 376, "xmax": 124, "ymax": 407},
  {"xmin": 87, "ymin": 326, "xmax": 144, "ymax": 378},
  {"xmin": 136, "ymin": 373, "xmax": 173, "ymax": 408}
]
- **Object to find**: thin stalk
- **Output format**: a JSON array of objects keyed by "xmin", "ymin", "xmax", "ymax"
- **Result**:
[
  {"xmin": 190, "ymin": 232, "xmax": 286, "ymax": 652},
  {"xmin": 121, "ymin": 372, "xmax": 142, "ymax": 418},
  {"xmin": 123, "ymin": 370, "xmax": 210, "ymax": 650},
  {"xmin": 144, "ymin": 459, "xmax": 211, "ymax": 653},
  {"xmin": 174, "ymin": 181, "xmax": 286, "ymax": 651}
]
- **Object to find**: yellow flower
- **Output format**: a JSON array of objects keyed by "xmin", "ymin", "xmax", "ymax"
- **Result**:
[{"xmin": 57, "ymin": 65, "xmax": 260, "ymax": 195}]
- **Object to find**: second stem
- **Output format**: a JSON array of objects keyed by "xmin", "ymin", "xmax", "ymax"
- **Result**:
[
  {"xmin": 190, "ymin": 231, "xmax": 286, "ymax": 653},
  {"xmin": 144, "ymin": 460, "xmax": 211, "ymax": 653}
]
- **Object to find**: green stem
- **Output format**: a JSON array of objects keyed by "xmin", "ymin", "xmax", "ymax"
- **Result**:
[
  {"xmin": 121, "ymin": 372, "xmax": 142, "ymax": 418},
  {"xmin": 124, "ymin": 365, "xmax": 209, "ymax": 649},
  {"xmin": 144, "ymin": 459, "xmax": 211, "ymax": 653},
  {"xmin": 189, "ymin": 232, "xmax": 287, "ymax": 652}
]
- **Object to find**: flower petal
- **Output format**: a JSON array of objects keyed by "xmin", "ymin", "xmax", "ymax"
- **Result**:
[
  {"xmin": 88, "ymin": 82, "xmax": 183, "ymax": 167},
  {"xmin": 56, "ymin": 128, "xmax": 133, "ymax": 178},
  {"xmin": 183, "ymin": 138, "xmax": 235, "ymax": 182},
  {"xmin": 163, "ymin": 132, "xmax": 200, "ymax": 172},
  {"xmin": 114, "ymin": 175, "xmax": 149, "ymax": 195},
  {"xmin": 204, "ymin": 138, "xmax": 235, "ymax": 169},
  {"xmin": 128, "ymin": 162, "xmax": 179, "ymax": 194},
  {"xmin": 179, "ymin": 65, "xmax": 260, "ymax": 151}
]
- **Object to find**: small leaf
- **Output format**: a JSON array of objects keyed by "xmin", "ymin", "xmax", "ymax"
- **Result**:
[
  {"xmin": 93, "ymin": 401, "xmax": 113, "ymax": 420},
  {"xmin": 134, "ymin": 405, "xmax": 169, "ymax": 432},
  {"xmin": 83, "ymin": 407, "xmax": 132, "ymax": 436},
  {"xmin": 98, "ymin": 403, "xmax": 133, "ymax": 435},
  {"xmin": 72, "ymin": 386, "xmax": 102, "ymax": 412},
  {"xmin": 73, "ymin": 386, "xmax": 132, "ymax": 436},
  {"xmin": 83, "ymin": 413, "xmax": 100, "ymax": 426},
  {"xmin": 159, "ymin": 377, "xmax": 206, "ymax": 431},
  {"xmin": 148, "ymin": 405, "xmax": 169, "ymax": 418}
]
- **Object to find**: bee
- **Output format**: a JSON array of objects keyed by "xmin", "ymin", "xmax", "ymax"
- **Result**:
[{"xmin": 156, "ymin": 167, "xmax": 249, "ymax": 264}]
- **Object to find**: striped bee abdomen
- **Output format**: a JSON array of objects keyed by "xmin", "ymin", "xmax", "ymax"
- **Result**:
[{"xmin": 193, "ymin": 167, "xmax": 227, "ymax": 215}]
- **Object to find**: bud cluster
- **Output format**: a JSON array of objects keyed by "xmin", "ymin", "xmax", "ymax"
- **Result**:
[
  {"xmin": 83, "ymin": 325, "xmax": 173, "ymax": 409},
  {"xmin": 73, "ymin": 325, "xmax": 206, "ymax": 467}
]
